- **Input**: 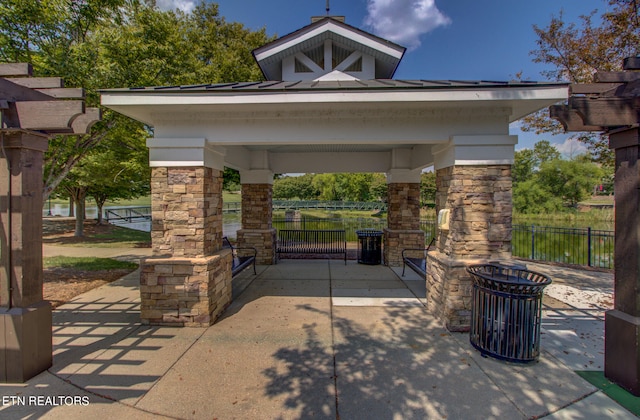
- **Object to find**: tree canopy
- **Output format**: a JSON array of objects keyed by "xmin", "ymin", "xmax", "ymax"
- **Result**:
[
  {"xmin": 1, "ymin": 0, "xmax": 273, "ymax": 234},
  {"xmin": 522, "ymin": 0, "xmax": 640, "ymax": 168},
  {"xmin": 512, "ymin": 141, "xmax": 604, "ymax": 213}
]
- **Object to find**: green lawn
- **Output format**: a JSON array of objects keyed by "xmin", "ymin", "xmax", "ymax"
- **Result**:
[{"xmin": 43, "ymin": 256, "xmax": 138, "ymax": 271}]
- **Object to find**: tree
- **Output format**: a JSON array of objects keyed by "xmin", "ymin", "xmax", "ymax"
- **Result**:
[
  {"xmin": 513, "ymin": 140, "xmax": 562, "ymax": 185},
  {"xmin": 523, "ymin": 0, "xmax": 640, "ymax": 168},
  {"xmin": 420, "ymin": 171, "xmax": 436, "ymax": 206},
  {"xmin": 223, "ymin": 167, "xmax": 240, "ymax": 192},
  {"xmin": 273, "ymin": 174, "xmax": 319, "ymax": 200},
  {"xmin": 2, "ymin": 0, "xmax": 273, "ymax": 205},
  {"xmin": 513, "ymin": 149, "xmax": 536, "ymax": 185},
  {"xmin": 513, "ymin": 180, "xmax": 564, "ymax": 214},
  {"xmin": 537, "ymin": 157, "xmax": 604, "ymax": 208}
]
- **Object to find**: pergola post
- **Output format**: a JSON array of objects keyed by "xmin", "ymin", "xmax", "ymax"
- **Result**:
[
  {"xmin": 0, "ymin": 130, "xmax": 52, "ymax": 382},
  {"xmin": 606, "ymin": 127, "xmax": 640, "ymax": 394},
  {"xmin": 549, "ymin": 58, "xmax": 640, "ymax": 394},
  {"xmin": 426, "ymin": 136, "xmax": 515, "ymax": 331},
  {"xmin": 0, "ymin": 63, "xmax": 100, "ymax": 382},
  {"xmin": 237, "ymin": 170, "xmax": 276, "ymax": 265},
  {"xmin": 142, "ymin": 139, "xmax": 233, "ymax": 327}
]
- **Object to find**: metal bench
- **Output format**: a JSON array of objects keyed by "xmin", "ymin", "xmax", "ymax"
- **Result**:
[
  {"xmin": 402, "ymin": 238, "xmax": 435, "ymax": 277},
  {"xmin": 223, "ymin": 237, "xmax": 257, "ymax": 276},
  {"xmin": 276, "ymin": 229, "xmax": 347, "ymax": 264}
]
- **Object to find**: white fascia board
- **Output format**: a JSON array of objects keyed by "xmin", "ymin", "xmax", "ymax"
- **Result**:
[
  {"xmin": 432, "ymin": 135, "xmax": 517, "ymax": 170},
  {"xmin": 101, "ymin": 86, "xmax": 568, "ymax": 108},
  {"xmin": 146, "ymin": 138, "xmax": 225, "ymax": 169},
  {"xmin": 386, "ymin": 169, "xmax": 422, "ymax": 184},
  {"xmin": 240, "ymin": 169, "xmax": 274, "ymax": 185},
  {"xmin": 254, "ymin": 21, "xmax": 403, "ymax": 62}
]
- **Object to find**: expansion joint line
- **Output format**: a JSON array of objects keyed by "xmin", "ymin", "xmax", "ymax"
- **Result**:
[{"xmin": 328, "ymin": 260, "xmax": 341, "ymax": 420}]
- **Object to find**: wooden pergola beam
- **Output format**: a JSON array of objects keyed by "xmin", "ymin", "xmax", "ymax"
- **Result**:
[
  {"xmin": 0, "ymin": 63, "xmax": 32, "ymax": 77},
  {"xmin": 34, "ymin": 88, "xmax": 84, "ymax": 99},
  {"xmin": 14, "ymin": 101, "xmax": 85, "ymax": 132},
  {"xmin": 570, "ymin": 83, "xmax": 622, "ymax": 95},
  {"xmin": 4, "ymin": 77, "xmax": 63, "ymax": 89},
  {"xmin": 595, "ymin": 71, "xmax": 640, "ymax": 83},
  {"xmin": 624, "ymin": 56, "xmax": 640, "ymax": 70},
  {"xmin": 569, "ymin": 96, "xmax": 640, "ymax": 127}
]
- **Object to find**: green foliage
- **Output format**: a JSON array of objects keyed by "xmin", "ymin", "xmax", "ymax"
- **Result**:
[
  {"xmin": 537, "ymin": 158, "xmax": 604, "ymax": 208},
  {"xmin": 420, "ymin": 171, "xmax": 436, "ymax": 206},
  {"xmin": 272, "ymin": 172, "xmax": 435, "ymax": 205},
  {"xmin": 1, "ymin": 0, "xmax": 273, "ymax": 212},
  {"xmin": 513, "ymin": 179, "xmax": 564, "ymax": 213},
  {"xmin": 273, "ymin": 174, "xmax": 319, "ymax": 200},
  {"xmin": 223, "ymin": 167, "xmax": 241, "ymax": 192},
  {"xmin": 513, "ymin": 141, "xmax": 604, "ymax": 213}
]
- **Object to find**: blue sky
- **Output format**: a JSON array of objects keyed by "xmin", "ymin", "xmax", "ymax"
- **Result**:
[{"xmin": 156, "ymin": 0, "xmax": 613, "ymax": 153}]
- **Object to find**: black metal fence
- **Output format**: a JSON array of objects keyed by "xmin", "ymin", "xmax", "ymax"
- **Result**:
[
  {"xmin": 512, "ymin": 225, "xmax": 614, "ymax": 269},
  {"xmin": 272, "ymin": 217, "xmax": 438, "ymax": 244},
  {"xmin": 104, "ymin": 206, "xmax": 151, "ymax": 223},
  {"xmin": 272, "ymin": 217, "xmax": 614, "ymax": 269}
]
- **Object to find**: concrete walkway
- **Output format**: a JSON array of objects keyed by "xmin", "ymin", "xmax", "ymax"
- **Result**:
[{"xmin": 0, "ymin": 250, "xmax": 634, "ymax": 419}]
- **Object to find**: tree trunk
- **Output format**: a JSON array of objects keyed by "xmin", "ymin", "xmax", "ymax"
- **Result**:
[
  {"xmin": 75, "ymin": 198, "xmax": 85, "ymax": 237},
  {"xmin": 68, "ymin": 196, "xmax": 74, "ymax": 217}
]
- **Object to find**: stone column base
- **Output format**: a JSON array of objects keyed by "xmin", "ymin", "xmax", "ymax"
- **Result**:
[
  {"xmin": 426, "ymin": 252, "xmax": 526, "ymax": 332},
  {"xmin": 605, "ymin": 310, "xmax": 640, "ymax": 395},
  {"xmin": 140, "ymin": 250, "xmax": 232, "ymax": 327},
  {"xmin": 383, "ymin": 229, "xmax": 425, "ymax": 266},
  {"xmin": 0, "ymin": 301, "xmax": 52, "ymax": 382},
  {"xmin": 426, "ymin": 251, "xmax": 475, "ymax": 332},
  {"xmin": 237, "ymin": 229, "xmax": 276, "ymax": 265}
]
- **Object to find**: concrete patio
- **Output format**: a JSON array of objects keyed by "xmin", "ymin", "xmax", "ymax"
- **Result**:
[{"xmin": 0, "ymin": 258, "xmax": 634, "ymax": 419}]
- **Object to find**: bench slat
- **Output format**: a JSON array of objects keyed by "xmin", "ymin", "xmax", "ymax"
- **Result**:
[{"xmin": 277, "ymin": 229, "xmax": 347, "ymax": 264}]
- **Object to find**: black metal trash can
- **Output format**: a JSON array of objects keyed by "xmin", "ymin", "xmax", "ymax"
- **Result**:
[
  {"xmin": 356, "ymin": 229, "xmax": 383, "ymax": 265},
  {"xmin": 467, "ymin": 264, "xmax": 552, "ymax": 363}
]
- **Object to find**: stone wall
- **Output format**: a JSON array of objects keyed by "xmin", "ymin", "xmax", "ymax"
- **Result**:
[
  {"xmin": 384, "ymin": 182, "xmax": 424, "ymax": 266},
  {"xmin": 150, "ymin": 167, "xmax": 223, "ymax": 257},
  {"xmin": 435, "ymin": 165, "xmax": 512, "ymax": 259},
  {"xmin": 238, "ymin": 183, "xmax": 275, "ymax": 264},
  {"xmin": 427, "ymin": 164, "xmax": 512, "ymax": 331},
  {"xmin": 383, "ymin": 229, "xmax": 425, "ymax": 267},
  {"xmin": 237, "ymin": 229, "xmax": 276, "ymax": 265},
  {"xmin": 144, "ymin": 166, "xmax": 231, "ymax": 327},
  {"xmin": 241, "ymin": 183, "xmax": 272, "ymax": 230},
  {"xmin": 387, "ymin": 183, "xmax": 420, "ymax": 230},
  {"xmin": 140, "ymin": 251, "xmax": 232, "ymax": 327}
]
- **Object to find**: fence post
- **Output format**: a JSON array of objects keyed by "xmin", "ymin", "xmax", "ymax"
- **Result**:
[
  {"xmin": 588, "ymin": 227, "xmax": 592, "ymax": 267},
  {"xmin": 531, "ymin": 225, "xmax": 535, "ymax": 260}
]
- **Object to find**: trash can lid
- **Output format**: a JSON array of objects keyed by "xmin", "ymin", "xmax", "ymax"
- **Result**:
[
  {"xmin": 467, "ymin": 264, "xmax": 552, "ymax": 291},
  {"xmin": 355, "ymin": 229, "xmax": 384, "ymax": 237}
]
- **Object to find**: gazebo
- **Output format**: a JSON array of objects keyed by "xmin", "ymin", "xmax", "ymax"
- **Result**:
[{"xmin": 101, "ymin": 16, "xmax": 567, "ymax": 330}]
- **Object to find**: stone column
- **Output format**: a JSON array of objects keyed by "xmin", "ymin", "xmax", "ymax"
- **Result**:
[
  {"xmin": 605, "ymin": 127, "xmax": 640, "ymax": 395},
  {"xmin": 141, "ymin": 165, "xmax": 232, "ymax": 327},
  {"xmin": 237, "ymin": 170, "xmax": 276, "ymax": 265},
  {"xmin": 0, "ymin": 130, "xmax": 52, "ymax": 382},
  {"xmin": 383, "ymin": 170, "xmax": 425, "ymax": 266},
  {"xmin": 427, "ymin": 135, "xmax": 515, "ymax": 331}
]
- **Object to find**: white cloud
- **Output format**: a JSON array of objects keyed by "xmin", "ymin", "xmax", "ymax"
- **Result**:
[
  {"xmin": 555, "ymin": 137, "xmax": 588, "ymax": 158},
  {"xmin": 364, "ymin": 0, "xmax": 451, "ymax": 50},
  {"xmin": 155, "ymin": 0, "xmax": 196, "ymax": 13}
]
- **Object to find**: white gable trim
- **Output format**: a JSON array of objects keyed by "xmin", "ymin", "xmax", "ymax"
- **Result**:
[{"xmin": 254, "ymin": 20, "xmax": 404, "ymax": 63}]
